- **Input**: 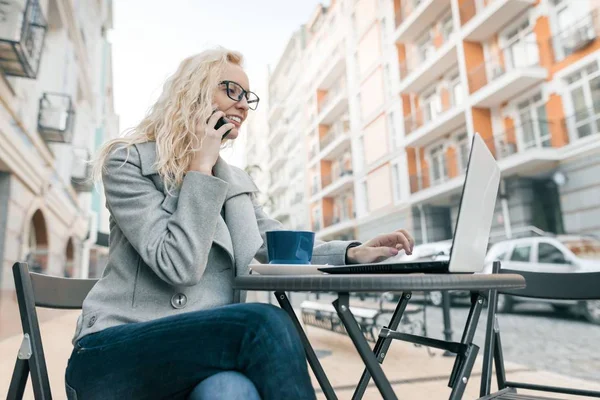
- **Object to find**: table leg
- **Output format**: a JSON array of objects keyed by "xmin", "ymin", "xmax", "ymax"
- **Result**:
[
  {"xmin": 274, "ymin": 291, "xmax": 338, "ymax": 400},
  {"xmin": 352, "ymin": 292, "xmax": 412, "ymax": 400},
  {"xmin": 333, "ymin": 293, "xmax": 398, "ymax": 400},
  {"xmin": 448, "ymin": 292, "xmax": 485, "ymax": 398}
]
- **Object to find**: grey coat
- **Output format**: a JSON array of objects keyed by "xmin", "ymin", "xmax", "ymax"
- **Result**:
[{"xmin": 72, "ymin": 142, "xmax": 358, "ymax": 344}]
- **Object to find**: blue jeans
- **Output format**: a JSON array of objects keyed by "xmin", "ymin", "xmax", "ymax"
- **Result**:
[
  {"xmin": 65, "ymin": 303, "xmax": 315, "ymax": 400},
  {"xmin": 188, "ymin": 371, "xmax": 260, "ymax": 400}
]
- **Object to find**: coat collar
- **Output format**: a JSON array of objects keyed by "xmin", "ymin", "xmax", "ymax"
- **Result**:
[{"xmin": 135, "ymin": 141, "xmax": 258, "ymax": 200}]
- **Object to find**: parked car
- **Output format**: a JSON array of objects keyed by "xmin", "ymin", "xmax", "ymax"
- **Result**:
[{"xmin": 482, "ymin": 235, "xmax": 600, "ymax": 324}]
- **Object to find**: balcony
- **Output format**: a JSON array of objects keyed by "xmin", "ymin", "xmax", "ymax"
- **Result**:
[
  {"xmin": 269, "ymin": 176, "xmax": 287, "ymax": 196},
  {"xmin": 468, "ymin": 43, "xmax": 547, "ymax": 108},
  {"xmin": 314, "ymin": 44, "xmax": 345, "ymax": 90},
  {"xmin": 404, "ymin": 101, "xmax": 466, "ymax": 147},
  {"xmin": 71, "ymin": 148, "xmax": 92, "ymax": 192},
  {"xmin": 267, "ymin": 151, "xmax": 285, "ymax": 170},
  {"xmin": 394, "ymin": 0, "xmax": 450, "ymax": 43},
  {"xmin": 318, "ymin": 121, "xmax": 351, "ymax": 161},
  {"xmin": 268, "ymin": 119, "xmax": 287, "ymax": 145},
  {"xmin": 0, "ymin": 0, "xmax": 47, "ymax": 78},
  {"xmin": 398, "ymin": 39, "xmax": 458, "ymax": 94},
  {"xmin": 460, "ymin": 0, "xmax": 535, "ymax": 42},
  {"xmin": 408, "ymin": 122, "xmax": 560, "ymax": 203},
  {"xmin": 312, "ymin": 169, "xmax": 354, "ymax": 201},
  {"xmin": 316, "ymin": 214, "xmax": 356, "ymax": 240},
  {"xmin": 268, "ymin": 97, "xmax": 284, "ymax": 123},
  {"xmin": 37, "ymin": 93, "xmax": 75, "ymax": 143},
  {"xmin": 551, "ymin": 10, "xmax": 600, "ymax": 62},
  {"xmin": 317, "ymin": 81, "xmax": 348, "ymax": 125}
]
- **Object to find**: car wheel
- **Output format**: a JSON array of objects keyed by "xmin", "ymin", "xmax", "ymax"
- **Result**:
[
  {"xmin": 429, "ymin": 291, "xmax": 443, "ymax": 307},
  {"xmin": 582, "ymin": 300, "xmax": 600, "ymax": 325},
  {"xmin": 496, "ymin": 295, "xmax": 513, "ymax": 313}
]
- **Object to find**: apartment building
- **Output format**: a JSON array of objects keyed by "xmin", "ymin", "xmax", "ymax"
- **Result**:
[
  {"xmin": 0, "ymin": 0, "xmax": 118, "ymax": 338},
  {"xmin": 264, "ymin": 28, "xmax": 311, "ymax": 231},
  {"xmin": 256, "ymin": 0, "xmax": 600, "ymax": 247}
]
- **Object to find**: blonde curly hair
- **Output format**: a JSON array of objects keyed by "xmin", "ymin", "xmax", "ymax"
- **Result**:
[{"xmin": 92, "ymin": 47, "xmax": 243, "ymax": 191}]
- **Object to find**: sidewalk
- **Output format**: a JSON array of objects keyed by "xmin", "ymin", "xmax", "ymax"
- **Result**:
[{"xmin": 1, "ymin": 308, "xmax": 599, "ymax": 399}]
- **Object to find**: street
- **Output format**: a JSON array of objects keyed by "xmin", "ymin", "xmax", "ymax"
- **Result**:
[{"xmin": 258, "ymin": 291, "xmax": 600, "ymax": 383}]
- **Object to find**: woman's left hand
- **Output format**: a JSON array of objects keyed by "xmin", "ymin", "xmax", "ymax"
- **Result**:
[{"xmin": 346, "ymin": 229, "xmax": 415, "ymax": 264}]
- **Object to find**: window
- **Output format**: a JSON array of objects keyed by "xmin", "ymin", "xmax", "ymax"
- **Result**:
[
  {"xmin": 502, "ymin": 20, "xmax": 538, "ymax": 69},
  {"xmin": 538, "ymin": 243, "xmax": 569, "ymax": 264},
  {"xmin": 517, "ymin": 93, "xmax": 552, "ymax": 149},
  {"xmin": 391, "ymin": 163, "xmax": 401, "ymax": 203},
  {"xmin": 554, "ymin": 0, "xmax": 593, "ymax": 60},
  {"xmin": 388, "ymin": 111, "xmax": 398, "ymax": 148},
  {"xmin": 565, "ymin": 61, "xmax": 600, "ymax": 139},
  {"xmin": 384, "ymin": 64, "xmax": 392, "ymax": 99},
  {"xmin": 421, "ymin": 90, "xmax": 441, "ymax": 124},
  {"xmin": 456, "ymin": 132, "xmax": 470, "ymax": 172},
  {"xmin": 510, "ymin": 244, "xmax": 531, "ymax": 262},
  {"xmin": 440, "ymin": 10, "xmax": 454, "ymax": 41},
  {"xmin": 450, "ymin": 74, "xmax": 463, "ymax": 106},
  {"xmin": 429, "ymin": 144, "xmax": 447, "ymax": 184},
  {"xmin": 416, "ymin": 31, "xmax": 434, "ymax": 64}
]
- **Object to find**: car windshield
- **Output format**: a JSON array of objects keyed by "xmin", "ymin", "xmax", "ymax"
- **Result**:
[{"xmin": 560, "ymin": 238, "xmax": 600, "ymax": 260}]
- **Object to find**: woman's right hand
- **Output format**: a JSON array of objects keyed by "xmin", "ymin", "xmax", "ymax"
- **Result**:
[{"xmin": 188, "ymin": 111, "xmax": 235, "ymax": 175}]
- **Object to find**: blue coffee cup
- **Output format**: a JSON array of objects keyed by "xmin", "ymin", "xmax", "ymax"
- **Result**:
[{"xmin": 266, "ymin": 230, "xmax": 316, "ymax": 264}]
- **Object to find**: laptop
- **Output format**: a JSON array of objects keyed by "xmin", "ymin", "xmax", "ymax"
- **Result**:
[{"xmin": 318, "ymin": 132, "xmax": 501, "ymax": 275}]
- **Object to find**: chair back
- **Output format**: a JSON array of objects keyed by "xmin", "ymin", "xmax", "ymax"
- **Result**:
[{"xmin": 8, "ymin": 262, "xmax": 98, "ymax": 400}]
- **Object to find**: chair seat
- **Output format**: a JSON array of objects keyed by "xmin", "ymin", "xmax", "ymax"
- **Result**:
[{"xmin": 480, "ymin": 388, "xmax": 567, "ymax": 400}]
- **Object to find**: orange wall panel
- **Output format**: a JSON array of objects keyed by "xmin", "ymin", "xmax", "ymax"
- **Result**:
[
  {"xmin": 446, "ymin": 146, "xmax": 458, "ymax": 179},
  {"xmin": 419, "ymin": 148, "xmax": 430, "ymax": 189},
  {"xmin": 464, "ymin": 41, "xmax": 485, "ymax": 93},
  {"xmin": 358, "ymin": 24, "xmax": 382, "ymax": 78},
  {"xmin": 534, "ymin": 16, "xmax": 555, "ymax": 73},
  {"xmin": 360, "ymin": 68, "xmax": 384, "ymax": 118},
  {"xmin": 546, "ymin": 94, "xmax": 569, "ymax": 147},
  {"xmin": 472, "ymin": 107, "xmax": 494, "ymax": 154},
  {"xmin": 366, "ymin": 164, "xmax": 393, "ymax": 211},
  {"xmin": 503, "ymin": 116, "xmax": 516, "ymax": 145},
  {"xmin": 363, "ymin": 114, "xmax": 389, "ymax": 165}
]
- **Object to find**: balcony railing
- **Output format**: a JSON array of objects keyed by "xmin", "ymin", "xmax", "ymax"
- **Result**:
[
  {"xmin": 468, "ymin": 41, "xmax": 540, "ymax": 93},
  {"xmin": 322, "ymin": 168, "xmax": 353, "ymax": 188},
  {"xmin": 319, "ymin": 120, "xmax": 350, "ymax": 149},
  {"xmin": 0, "ymin": 0, "xmax": 47, "ymax": 78},
  {"xmin": 399, "ymin": 34, "xmax": 453, "ymax": 79},
  {"xmin": 71, "ymin": 148, "xmax": 92, "ymax": 192},
  {"xmin": 552, "ymin": 9, "xmax": 600, "ymax": 62},
  {"xmin": 561, "ymin": 104, "xmax": 600, "ymax": 141},
  {"xmin": 395, "ymin": 0, "xmax": 422, "ymax": 28},
  {"xmin": 318, "ymin": 80, "xmax": 346, "ymax": 114},
  {"xmin": 37, "ymin": 93, "xmax": 75, "ymax": 143},
  {"xmin": 404, "ymin": 95, "xmax": 459, "ymax": 135}
]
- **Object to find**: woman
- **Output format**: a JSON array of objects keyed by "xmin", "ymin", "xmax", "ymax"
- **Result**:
[{"xmin": 65, "ymin": 47, "xmax": 414, "ymax": 400}]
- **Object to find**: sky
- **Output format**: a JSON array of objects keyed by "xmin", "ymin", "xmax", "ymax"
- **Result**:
[{"xmin": 111, "ymin": 0, "xmax": 326, "ymax": 167}]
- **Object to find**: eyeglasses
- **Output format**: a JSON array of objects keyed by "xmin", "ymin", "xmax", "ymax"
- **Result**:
[{"xmin": 219, "ymin": 80, "xmax": 260, "ymax": 110}]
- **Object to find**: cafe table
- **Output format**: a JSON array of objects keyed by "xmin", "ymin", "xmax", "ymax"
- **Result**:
[{"xmin": 233, "ymin": 264, "xmax": 526, "ymax": 400}]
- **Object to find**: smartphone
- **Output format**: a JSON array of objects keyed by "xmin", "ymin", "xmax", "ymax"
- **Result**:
[{"xmin": 209, "ymin": 112, "xmax": 232, "ymax": 140}]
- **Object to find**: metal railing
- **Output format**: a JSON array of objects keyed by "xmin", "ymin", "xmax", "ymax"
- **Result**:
[
  {"xmin": 71, "ymin": 148, "xmax": 93, "ymax": 192},
  {"xmin": 320, "ymin": 120, "xmax": 350, "ymax": 149},
  {"xmin": 322, "ymin": 168, "xmax": 353, "ymax": 189},
  {"xmin": 404, "ymin": 94, "xmax": 461, "ymax": 135},
  {"xmin": 37, "ymin": 93, "xmax": 75, "ymax": 143},
  {"xmin": 468, "ymin": 41, "xmax": 540, "ymax": 93},
  {"xmin": 551, "ymin": 9, "xmax": 600, "ymax": 62},
  {"xmin": 399, "ymin": 35, "xmax": 453, "ymax": 79},
  {"xmin": 318, "ymin": 79, "xmax": 346, "ymax": 114},
  {"xmin": 0, "ymin": 0, "xmax": 47, "ymax": 78}
]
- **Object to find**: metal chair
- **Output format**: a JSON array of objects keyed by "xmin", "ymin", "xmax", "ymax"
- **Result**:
[
  {"xmin": 479, "ymin": 267, "xmax": 600, "ymax": 399},
  {"xmin": 7, "ymin": 262, "xmax": 98, "ymax": 400}
]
